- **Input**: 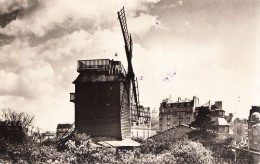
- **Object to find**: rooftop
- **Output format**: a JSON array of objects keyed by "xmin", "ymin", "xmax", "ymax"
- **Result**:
[
  {"xmin": 57, "ymin": 124, "xmax": 72, "ymax": 129},
  {"xmin": 212, "ymin": 117, "xmax": 229, "ymax": 126},
  {"xmin": 98, "ymin": 139, "xmax": 140, "ymax": 147}
]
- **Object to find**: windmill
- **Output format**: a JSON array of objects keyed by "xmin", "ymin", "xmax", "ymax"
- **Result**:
[{"xmin": 118, "ymin": 7, "xmax": 140, "ymax": 118}]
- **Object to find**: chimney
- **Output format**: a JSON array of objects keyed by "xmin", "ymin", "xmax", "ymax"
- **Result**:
[
  {"xmin": 215, "ymin": 101, "xmax": 222, "ymax": 110},
  {"xmin": 178, "ymin": 97, "xmax": 181, "ymax": 102},
  {"xmin": 193, "ymin": 96, "xmax": 199, "ymax": 107}
]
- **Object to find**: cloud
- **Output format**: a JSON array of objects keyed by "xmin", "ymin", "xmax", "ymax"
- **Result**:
[
  {"xmin": 0, "ymin": 0, "xmax": 37, "ymax": 27},
  {"xmin": 0, "ymin": 0, "xmax": 35, "ymax": 14},
  {"xmin": 0, "ymin": 0, "xmax": 161, "ymax": 37}
]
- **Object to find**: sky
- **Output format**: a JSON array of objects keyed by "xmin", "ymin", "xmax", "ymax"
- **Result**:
[{"xmin": 0, "ymin": 0, "xmax": 260, "ymax": 132}]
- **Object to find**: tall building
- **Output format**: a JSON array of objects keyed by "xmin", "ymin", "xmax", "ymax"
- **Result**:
[
  {"xmin": 131, "ymin": 106, "xmax": 152, "ymax": 139},
  {"xmin": 248, "ymin": 106, "xmax": 260, "ymax": 151},
  {"xmin": 159, "ymin": 96, "xmax": 199, "ymax": 132},
  {"xmin": 70, "ymin": 59, "xmax": 151, "ymax": 140}
]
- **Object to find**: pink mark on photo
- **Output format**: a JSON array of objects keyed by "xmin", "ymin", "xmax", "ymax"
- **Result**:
[
  {"xmin": 163, "ymin": 77, "xmax": 170, "ymax": 82},
  {"xmin": 139, "ymin": 76, "xmax": 144, "ymax": 80}
]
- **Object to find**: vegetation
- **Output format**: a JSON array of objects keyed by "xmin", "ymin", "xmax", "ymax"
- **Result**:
[
  {"xmin": 190, "ymin": 106, "xmax": 214, "ymax": 130},
  {"xmin": 0, "ymin": 132, "xmax": 215, "ymax": 164},
  {"xmin": 0, "ymin": 109, "xmax": 255, "ymax": 163},
  {"xmin": 0, "ymin": 130, "xmax": 255, "ymax": 163},
  {"xmin": 1, "ymin": 108, "xmax": 35, "ymax": 134},
  {"xmin": 187, "ymin": 130, "xmax": 252, "ymax": 163}
]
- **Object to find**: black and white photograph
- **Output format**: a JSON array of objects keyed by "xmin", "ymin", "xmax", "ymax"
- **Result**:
[{"xmin": 0, "ymin": 0, "xmax": 260, "ymax": 163}]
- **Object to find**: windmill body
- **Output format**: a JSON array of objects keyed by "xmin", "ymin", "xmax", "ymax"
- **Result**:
[{"xmin": 70, "ymin": 8, "xmax": 151, "ymax": 140}]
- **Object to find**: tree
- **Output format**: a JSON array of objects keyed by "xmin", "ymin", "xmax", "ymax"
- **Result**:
[
  {"xmin": 191, "ymin": 107, "xmax": 214, "ymax": 130},
  {"xmin": 1, "ymin": 108, "xmax": 35, "ymax": 134}
]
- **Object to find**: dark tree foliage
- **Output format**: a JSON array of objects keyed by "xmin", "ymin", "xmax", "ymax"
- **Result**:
[
  {"xmin": 0, "ymin": 121, "xmax": 25, "ymax": 142},
  {"xmin": 1, "ymin": 108, "xmax": 35, "ymax": 134},
  {"xmin": 190, "ymin": 106, "xmax": 214, "ymax": 130}
]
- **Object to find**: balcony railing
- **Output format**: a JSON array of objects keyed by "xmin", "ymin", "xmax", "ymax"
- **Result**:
[
  {"xmin": 77, "ymin": 59, "xmax": 110, "ymax": 72},
  {"xmin": 70, "ymin": 93, "xmax": 75, "ymax": 102},
  {"xmin": 77, "ymin": 59, "xmax": 127, "ymax": 76}
]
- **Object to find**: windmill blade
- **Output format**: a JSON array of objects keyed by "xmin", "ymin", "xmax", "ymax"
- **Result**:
[
  {"xmin": 118, "ymin": 7, "xmax": 132, "ymax": 56},
  {"xmin": 118, "ymin": 7, "xmax": 140, "ymax": 117}
]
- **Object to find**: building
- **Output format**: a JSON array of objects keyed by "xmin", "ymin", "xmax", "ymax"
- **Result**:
[
  {"xmin": 131, "ymin": 106, "xmax": 154, "ymax": 139},
  {"xmin": 70, "ymin": 59, "xmax": 151, "ymax": 140},
  {"xmin": 248, "ymin": 106, "xmax": 260, "ymax": 151},
  {"xmin": 150, "ymin": 108, "xmax": 159, "ymax": 133},
  {"xmin": 224, "ymin": 113, "xmax": 234, "ymax": 123},
  {"xmin": 42, "ymin": 131, "xmax": 55, "ymax": 141},
  {"xmin": 232, "ymin": 118, "xmax": 248, "ymax": 137},
  {"xmin": 56, "ymin": 123, "xmax": 74, "ymax": 138},
  {"xmin": 210, "ymin": 102, "xmax": 230, "ymax": 134},
  {"xmin": 193, "ymin": 101, "xmax": 230, "ymax": 134},
  {"xmin": 159, "ymin": 96, "xmax": 199, "ymax": 132}
]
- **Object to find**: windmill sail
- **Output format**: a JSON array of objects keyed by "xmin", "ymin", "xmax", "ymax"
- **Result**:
[{"xmin": 118, "ymin": 7, "xmax": 140, "ymax": 117}]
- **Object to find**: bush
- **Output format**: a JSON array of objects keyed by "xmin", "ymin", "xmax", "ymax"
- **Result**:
[
  {"xmin": 169, "ymin": 139, "xmax": 214, "ymax": 164},
  {"xmin": 2, "ymin": 130, "xmax": 249, "ymax": 163},
  {"xmin": 135, "ymin": 138, "xmax": 214, "ymax": 164}
]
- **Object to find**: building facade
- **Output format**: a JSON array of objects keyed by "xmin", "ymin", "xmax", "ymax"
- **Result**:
[
  {"xmin": 70, "ymin": 59, "xmax": 151, "ymax": 140},
  {"xmin": 159, "ymin": 96, "xmax": 199, "ymax": 132},
  {"xmin": 248, "ymin": 106, "xmax": 260, "ymax": 151},
  {"xmin": 131, "ymin": 106, "xmax": 153, "ymax": 139}
]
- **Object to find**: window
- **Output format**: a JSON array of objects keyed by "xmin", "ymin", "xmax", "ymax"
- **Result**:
[{"xmin": 162, "ymin": 102, "xmax": 166, "ymax": 107}]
